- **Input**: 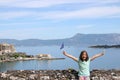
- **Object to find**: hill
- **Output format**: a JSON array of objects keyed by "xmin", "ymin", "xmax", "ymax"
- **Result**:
[{"xmin": 0, "ymin": 33, "xmax": 120, "ymax": 46}]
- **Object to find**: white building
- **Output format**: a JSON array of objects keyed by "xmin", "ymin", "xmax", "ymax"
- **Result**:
[{"xmin": 37, "ymin": 54, "xmax": 51, "ymax": 59}]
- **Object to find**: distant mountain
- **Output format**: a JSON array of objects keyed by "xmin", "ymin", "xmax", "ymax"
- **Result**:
[
  {"xmin": 69, "ymin": 33, "xmax": 120, "ymax": 46},
  {"xmin": 0, "ymin": 33, "xmax": 120, "ymax": 46}
]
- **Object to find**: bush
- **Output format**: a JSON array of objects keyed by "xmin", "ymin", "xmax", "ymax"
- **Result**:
[{"xmin": 12, "ymin": 53, "xmax": 19, "ymax": 59}]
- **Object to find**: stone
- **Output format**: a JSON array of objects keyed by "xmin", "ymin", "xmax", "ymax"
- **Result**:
[
  {"xmin": 1, "ymin": 73, "xmax": 7, "ymax": 78},
  {"xmin": 0, "ymin": 69, "xmax": 120, "ymax": 80},
  {"xmin": 10, "ymin": 76, "xmax": 18, "ymax": 80},
  {"xmin": 29, "ymin": 74, "xmax": 37, "ymax": 79}
]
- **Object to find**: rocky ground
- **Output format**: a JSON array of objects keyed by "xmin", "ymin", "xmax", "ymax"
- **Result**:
[
  {"xmin": 91, "ymin": 69, "xmax": 120, "ymax": 80},
  {"xmin": 0, "ymin": 69, "xmax": 120, "ymax": 80}
]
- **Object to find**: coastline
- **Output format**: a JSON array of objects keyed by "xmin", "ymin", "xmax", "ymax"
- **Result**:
[
  {"xmin": 0, "ymin": 69, "xmax": 120, "ymax": 80},
  {"xmin": 0, "ymin": 57, "xmax": 65, "ymax": 63},
  {"xmin": 90, "ymin": 45, "xmax": 120, "ymax": 48}
]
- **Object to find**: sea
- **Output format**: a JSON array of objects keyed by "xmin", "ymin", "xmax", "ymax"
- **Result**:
[{"xmin": 0, "ymin": 46, "xmax": 120, "ymax": 72}]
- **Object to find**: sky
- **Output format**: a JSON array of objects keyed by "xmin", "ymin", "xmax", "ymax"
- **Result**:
[{"xmin": 0, "ymin": 0, "xmax": 120, "ymax": 40}]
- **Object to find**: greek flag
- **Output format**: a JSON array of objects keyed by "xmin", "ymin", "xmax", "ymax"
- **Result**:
[{"xmin": 60, "ymin": 43, "xmax": 64, "ymax": 50}]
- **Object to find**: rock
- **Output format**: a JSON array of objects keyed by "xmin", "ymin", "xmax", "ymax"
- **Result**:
[
  {"xmin": 10, "ymin": 76, "xmax": 18, "ymax": 80},
  {"xmin": 0, "ymin": 69, "xmax": 120, "ymax": 80},
  {"xmin": 40, "ymin": 75, "xmax": 50, "ymax": 80},
  {"xmin": 29, "ymin": 74, "xmax": 37, "ymax": 79},
  {"xmin": 1, "ymin": 73, "xmax": 7, "ymax": 78}
]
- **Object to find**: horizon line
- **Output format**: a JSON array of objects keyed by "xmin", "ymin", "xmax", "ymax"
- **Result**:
[{"xmin": 0, "ymin": 33, "xmax": 120, "ymax": 40}]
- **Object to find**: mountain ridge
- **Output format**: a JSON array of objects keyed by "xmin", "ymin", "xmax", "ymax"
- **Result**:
[{"xmin": 0, "ymin": 33, "xmax": 120, "ymax": 46}]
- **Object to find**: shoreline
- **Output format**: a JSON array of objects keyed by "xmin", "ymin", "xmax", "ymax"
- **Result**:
[
  {"xmin": 0, "ymin": 57, "xmax": 65, "ymax": 63},
  {"xmin": 0, "ymin": 69, "xmax": 120, "ymax": 80},
  {"xmin": 90, "ymin": 44, "xmax": 120, "ymax": 48}
]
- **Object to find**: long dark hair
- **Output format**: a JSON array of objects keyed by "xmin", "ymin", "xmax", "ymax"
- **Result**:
[{"xmin": 79, "ymin": 50, "xmax": 89, "ymax": 62}]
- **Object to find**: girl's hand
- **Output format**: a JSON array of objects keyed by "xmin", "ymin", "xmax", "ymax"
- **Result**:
[
  {"xmin": 63, "ymin": 51, "xmax": 67, "ymax": 55},
  {"xmin": 101, "ymin": 50, "xmax": 105, "ymax": 55}
]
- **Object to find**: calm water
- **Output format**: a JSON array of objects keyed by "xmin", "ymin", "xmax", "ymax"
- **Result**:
[{"xmin": 0, "ymin": 46, "xmax": 120, "ymax": 72}]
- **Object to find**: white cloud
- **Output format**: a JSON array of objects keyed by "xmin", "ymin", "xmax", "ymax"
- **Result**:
[
  {"xmin": 0, "ymin": 0, "xmax": 119, "ymax": 8},
  {"xmin": 0, "ymin": 6, "xmax": 120, "ymax": 20},
  {"xmin": 0, "ymin": 0, "xmax": 87, "ymax": 8},
  {"xmin": 37, "ymin": 6, "xmax": 120, "ymax": 20},
  {"xmin": 0, "ymin": 0, "xmax": 120, "ymax": 20}
]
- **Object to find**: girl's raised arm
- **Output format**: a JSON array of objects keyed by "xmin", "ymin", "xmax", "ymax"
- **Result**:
[
  {"xmin": 90, "ymin": 51, "xmax": 105, "ymax": 61},
  {"xmin": 63, "ymin": 51, "xmax": 78, "ymax": 62}
]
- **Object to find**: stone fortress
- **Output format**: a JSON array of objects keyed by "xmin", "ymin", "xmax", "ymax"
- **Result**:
[{"xmin": 0, "ymin": 43, "xmax": 16, "ymax": 55}]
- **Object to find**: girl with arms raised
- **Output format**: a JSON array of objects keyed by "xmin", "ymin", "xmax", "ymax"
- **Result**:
[{"xmin": 62, "ymin": 50, "xmax": 104, "ymax": 80}]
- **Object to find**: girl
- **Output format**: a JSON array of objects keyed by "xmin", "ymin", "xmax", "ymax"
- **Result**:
[{"xmin": 62, "ymin": 50, "xmax": 104, "ymax": 80}]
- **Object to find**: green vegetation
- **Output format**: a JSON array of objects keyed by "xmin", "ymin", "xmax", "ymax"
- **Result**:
[
  {"xmin": 10, "ymin": 52, "xmax": 26, "ymax": 59},
  {"xmin": 90, "ymin": 45, "xmax": 120, "ymax": 48},
  {"xmin": 12, "ymin": 53, "xmax": 19, "ymax": 59},
  {"xmin": 0, "ymin": 52, "xmax": 33, "ymax": 61}
]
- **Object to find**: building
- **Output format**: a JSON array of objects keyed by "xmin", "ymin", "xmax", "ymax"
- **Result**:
[
  {"xmin": 37, "ymin": 54, "xmax": 51, "ymax": 59},
  {"xmin": 0, "ymin": 43, "xmax": 16, "ymax": 55}
]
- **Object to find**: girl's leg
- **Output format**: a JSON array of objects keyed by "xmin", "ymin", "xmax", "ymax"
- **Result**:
[
  {"xmin": 79, "ymin": 76, "xmax": 90, "ymax": 80},
  {"xmin": 85, "ymin": 76, "xmax": 90, "ymax": 80},
  {"xmin": 79, "ymin": 76, "xmax": 84, "ymax": 80}
]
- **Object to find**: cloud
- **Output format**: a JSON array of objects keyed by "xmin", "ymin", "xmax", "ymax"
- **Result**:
[
  {"xmin": 0, "ymin": 0, "xmax": 88, "ymax": 8},
  {"xmin": 1, "ymin": 5, "xmax": 120, "ymax": 20},
  {"xmin": 0, "ymin": 6, "xmax": 120, "ymax": 20},
  {"xmin": 0, "ymin": 0, "xmax": 119, "ymax": 8},
  {"xmin": 0, "ymin": 0, "xmax": 120, "ymax": 21},
  {"xmin": 32, "ymin": 6, "xmax": 120, "ymax": 20}
]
